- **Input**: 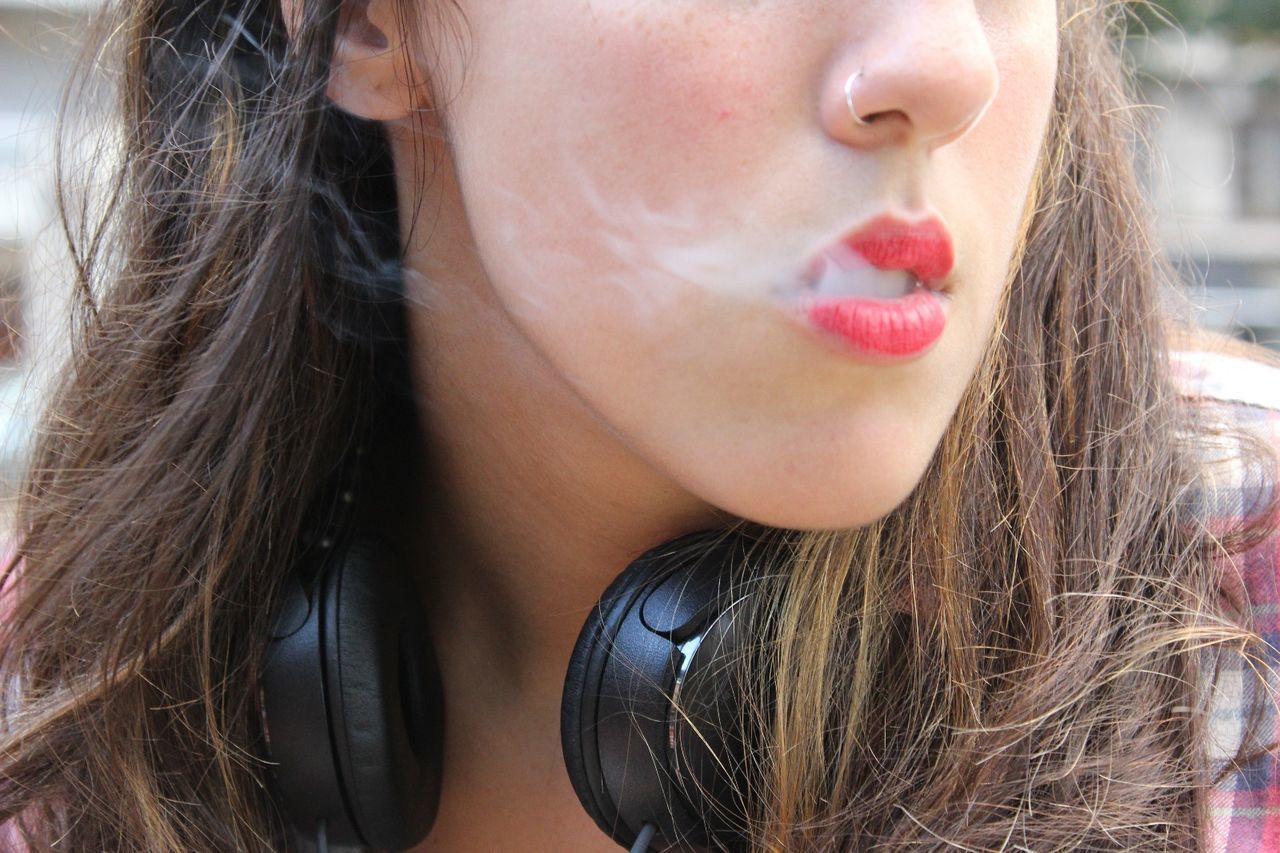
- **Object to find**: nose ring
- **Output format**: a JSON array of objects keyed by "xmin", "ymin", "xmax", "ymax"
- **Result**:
[{"xmin": 844, "ymin": 70, "xmax": 872, "ymax": 127}]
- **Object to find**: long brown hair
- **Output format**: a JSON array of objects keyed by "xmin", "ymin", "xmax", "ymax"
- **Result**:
[{"xmin": 2, "ymin": 0, "xmax": 1279, "ymax": 848}]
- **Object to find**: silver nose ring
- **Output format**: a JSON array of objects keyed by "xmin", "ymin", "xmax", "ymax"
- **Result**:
[{"xmin": 844, "ymin": 70, "xmax": 872, "ymax": 127}]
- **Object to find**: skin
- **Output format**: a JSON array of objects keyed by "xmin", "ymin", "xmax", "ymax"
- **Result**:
[{"xmin": 294, "ymin": 0, "xmax": 1060, "ymax": 848}]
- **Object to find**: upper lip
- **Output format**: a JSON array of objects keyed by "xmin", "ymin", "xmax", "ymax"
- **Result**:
[{"xmin": 806, "ymin": 214, "xmax": 956, "ymax": 291}]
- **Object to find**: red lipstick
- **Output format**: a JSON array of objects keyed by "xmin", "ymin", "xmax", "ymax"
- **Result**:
[
  {"xmin": 797, "ymin": 215, "xmax": 954, "ymax": 360},
  {"xmin": 839, "ymin": 216, "xmax": 954, "ymax": 287}
]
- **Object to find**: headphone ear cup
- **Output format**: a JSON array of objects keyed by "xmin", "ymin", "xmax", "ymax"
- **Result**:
[
  {"xmin": 561, "ymin": 529, "xmax": 755, "ymax": 852},
  {"xmin": 262, "ymin": 569, "xmax": 361, "ymax": 845},
  {"xmin": 323, "ymin": 536, "xmax": 444, "ymax": 851},
  {"xmin": 560, "ymin": 557, "xmax": 644, "ymax": 839}
]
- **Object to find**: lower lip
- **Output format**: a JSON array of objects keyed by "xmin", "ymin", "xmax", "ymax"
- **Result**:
[{"xmin": 796, "ymin": 287, "xmax": 949, "ymax": 359}]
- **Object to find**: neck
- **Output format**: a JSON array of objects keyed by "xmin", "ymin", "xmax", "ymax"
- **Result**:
[
  {"xmin": 397, "ymin": 261, "xmax": 729, "ymax": 852},
  {"xmin": 404, "ymin": 271, "xmax": 729, "ymax": 702},
  {"xmin": 387, "ymin": 130, "xmax": 731, "ymax": 849}
]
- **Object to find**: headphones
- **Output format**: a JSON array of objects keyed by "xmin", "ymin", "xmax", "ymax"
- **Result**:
[{"xmin": 260, "ymin": 448, "xmax": 776, "ymax": 852}]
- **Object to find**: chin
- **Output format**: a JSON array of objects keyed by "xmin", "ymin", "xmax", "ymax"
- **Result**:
[{"xmin": 708, "ymin": 476, "xmax": 920, "ymax": 533}]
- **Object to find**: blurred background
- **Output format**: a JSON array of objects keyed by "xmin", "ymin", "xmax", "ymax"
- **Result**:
[
  {"xmin": 0, "ymin": 1, "xmax": 1278, "ymax": 501},
  {"xmin": 1133, "ymin": 0, "xmax": 1280, "ymax": 352}
]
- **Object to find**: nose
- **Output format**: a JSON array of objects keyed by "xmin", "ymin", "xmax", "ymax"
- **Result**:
[{"xmin": 821, "ymin": 1, "xmax": 1001, "ymax": 152}]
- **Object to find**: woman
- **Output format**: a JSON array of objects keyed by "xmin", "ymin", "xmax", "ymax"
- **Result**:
[{"xmin": 2, "ymin": 0, "xmax": 1280, "ymax": 849}]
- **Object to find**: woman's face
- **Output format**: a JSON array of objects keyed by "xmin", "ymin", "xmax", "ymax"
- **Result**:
[{"xmin": 400, "ymin": 0, "xmax": 1059, "ymax": 530}]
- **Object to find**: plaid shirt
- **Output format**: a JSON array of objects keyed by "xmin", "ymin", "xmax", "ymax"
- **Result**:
[{"xmin": 1171, "ymin": 349, "xmax": 1280, "ymax": 851}]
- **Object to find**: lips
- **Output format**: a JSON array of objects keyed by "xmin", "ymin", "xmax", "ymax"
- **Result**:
[
  {"xmin": 788, "ymin": 214, "xmax": 955, "ymax": 360},
  {"xmin": 806, "ymin": 215, "xmax": 955, "ymax": 291}
]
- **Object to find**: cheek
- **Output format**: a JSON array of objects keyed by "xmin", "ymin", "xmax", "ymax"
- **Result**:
[
  {"xmin": 975, "ymin": 12, "xmax": 1058, "ymax": 218},
  {"xmin": 460, "ymin": 5, "xmax": 789, "ymax": 224},
  {"xmin": 939, "ymin": 14, "xmax": 1057, "ymax": 317},
  {"xmin": 580, "ymin": 18, "xmax": 779, "ymax": 174},
  {"xmin": 449, "ymin": 9, "xmax": 799, "ymax": 356}
]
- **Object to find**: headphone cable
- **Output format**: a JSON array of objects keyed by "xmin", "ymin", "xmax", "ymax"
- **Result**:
[{"xmin": 630, "ymin": 822, "xmax": 657, "ymax": 853}]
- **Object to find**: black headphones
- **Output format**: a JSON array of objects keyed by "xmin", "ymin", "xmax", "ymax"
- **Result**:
[{"xmin": 260, "ymin": 488, "xmax": 773, "ymax": 852}]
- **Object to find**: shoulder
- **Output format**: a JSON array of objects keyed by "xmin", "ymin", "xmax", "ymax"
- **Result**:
[
  {"xmin": 1169, "ymin": 346, "xmax": 1280, "ymax": 542},
  {"xmin": 1170, "ymin": 347, "xmax": 1280, "ymax": 413},
  {"xmin": 1172, "ymin": 346, "xmax": 1280, "ymax": 849}
]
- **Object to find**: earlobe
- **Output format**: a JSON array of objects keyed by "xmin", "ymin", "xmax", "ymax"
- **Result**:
[
  {"xmin": 331, "ymin": 0, "xmax": 425, "ymax": 121},
  {"xmin": 282, "ymin": 0, "xmax": 425, "ymax": 121}
]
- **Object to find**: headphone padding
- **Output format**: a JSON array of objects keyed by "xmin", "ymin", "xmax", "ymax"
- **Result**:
[
  {"xmin": 324, "ymin": 537, "xmax": 443, "ymax": 851},
  {"xmin": 561, "ymin": 557, "xmax": 643, "ymax": 840},
  {"xmin": 261, "ymin": 574, "xmax": 362, "ymax": 845}
]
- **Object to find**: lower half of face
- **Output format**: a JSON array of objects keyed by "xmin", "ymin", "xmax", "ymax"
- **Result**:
[{"xmin": 409, "ymin": 0, "xmax": 1059, "ymax": 531}]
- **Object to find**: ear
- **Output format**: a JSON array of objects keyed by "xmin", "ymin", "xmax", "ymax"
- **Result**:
[{"xmin": 280, "ymin": 0, "xmax": 426, "ymax": 121}]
